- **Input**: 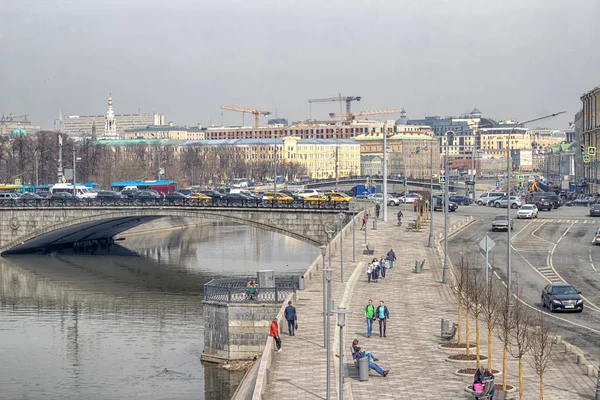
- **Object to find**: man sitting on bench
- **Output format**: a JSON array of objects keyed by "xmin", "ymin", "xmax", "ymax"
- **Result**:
[{"xmin": 351, "ymin": 339, "xmax": 389, "ymax": 377}]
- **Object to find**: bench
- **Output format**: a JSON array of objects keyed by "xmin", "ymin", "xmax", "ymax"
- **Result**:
[
  {"xmin": 471, "ymin": 378, "xmax": 494, "ymax": 400},
  {"xmin": 363, "ymin": 243, "xmax": 375, "ymax": 255},
  {"xmin": 441, "ymin": 323, "xmax": 457, "ymax": 341},
  {"xmin": 406, "ymin": 221, "xmax": 418, "ymax": 232}
]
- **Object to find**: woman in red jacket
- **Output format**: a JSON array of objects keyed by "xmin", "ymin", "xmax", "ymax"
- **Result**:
[{"xmin": 270, "ymin": 319, "xmax": 282, "ymax": 352}]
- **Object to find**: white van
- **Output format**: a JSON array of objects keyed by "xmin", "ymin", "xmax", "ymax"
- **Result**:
[
  {"xmin": 476, "ymin": 192, "xmax": 506, "ymax": 206},
  {"xmin": 231, "ymin": 178, "xmax": 248, "ymax": 188},
  {"xmin": 50, "ymin": 183, "xmax": 97, "ymax": 199}
]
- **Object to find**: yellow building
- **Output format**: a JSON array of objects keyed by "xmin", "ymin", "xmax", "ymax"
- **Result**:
[
  {"xmin": 123, "ymin": 124, "xmax": 205, "ymax": 140},
  {"xmin": 478, "ymin": 127, "xmax": 531, "ymax": 157}
]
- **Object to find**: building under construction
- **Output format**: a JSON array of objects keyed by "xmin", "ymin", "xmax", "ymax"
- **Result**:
[{"xmin": 0, "ymin": 114, "xmax": 41, "ymax": 136}]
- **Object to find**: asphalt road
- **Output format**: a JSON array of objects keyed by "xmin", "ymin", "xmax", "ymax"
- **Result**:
[{"xmin": 448, "ymin": 203, "xmax": 600, "ymax": 363}]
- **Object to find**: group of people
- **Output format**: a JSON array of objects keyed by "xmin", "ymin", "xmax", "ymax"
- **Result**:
[
  {"xmin": 268, "ymin": 300, "xmax": 298, "ymax": 353},
  {"xmin": 364, "ymin": 299, "xmax": 390, "ymax": 338},
  {"xmin": 366, "ymin": 248, "xmax": 396, "ymax": 283}
]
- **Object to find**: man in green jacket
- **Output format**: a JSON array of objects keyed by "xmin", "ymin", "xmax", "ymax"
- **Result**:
[{"xmin": 364, "ymin": 299, "xmax": 376, "ymax": 338}]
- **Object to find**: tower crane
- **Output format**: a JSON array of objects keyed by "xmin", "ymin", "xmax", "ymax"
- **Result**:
[
  {"xmin": 329, "ymin": 109, "xmax": 405, "ymax": 123},
  {"xmin": 220, "ymin": 106, "xmax": 270, "ymax": 129},
  {"xmin": 308, "ymin": 94, "xmax": 361, "ymax": 117}
]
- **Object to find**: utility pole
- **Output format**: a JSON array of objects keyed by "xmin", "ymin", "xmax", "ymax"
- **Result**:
[
  {"xmin": 471, "ymin": 142, "xmax": 477, "ymax": 203},
  {"xmin": 72, "ymin": 149, "xmax": 77, "ymax": 196},
  {"xmin": 428, "ymin": 140, "xmax": 435, "ymax": 248},
  {"xmin": 383, "ymin": 123, "xmax": 388, "ymax": 221},
  {"xmin": 58, "ymin": 134, "xmax": 63, "ymax": 182},
  {"xmin": 274, "ymin": 144, "xmax": 277, "ymax": 195}
]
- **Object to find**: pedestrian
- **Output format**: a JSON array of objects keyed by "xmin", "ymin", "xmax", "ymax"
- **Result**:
[
  {"xmin": 351, "ymin": 339, "xmax": 379, "ymax": 362},
  {"xmin": 375, "ymin": 203, "xmax": 381, "ymax": 219},
  {"xmin": 366, "ymin": 262, "xmax": 373, "ymax": 283},
  {"xmin": 351, "ymin": 341, "xmax": 389, "ymax": 377},
  {"xmin": 364, "ymin": 299, "xmax": 376, "ymax": 338},
  {"xmin": 361, "ymin": 213, "xmax": 369, "ymax": 230},
  {"xmin": 284, "ymin": 300, "xmax": 297, "ymax": 336},
  {"xmin": 379, "ymin": 256, "xmax": 387, "ymax": 278},
  {"xmin": 373, "ymin": 260, "xmax": 380, "ymax": 282},
  {"xmin": 396, "ymin": 210, "xmax": 403, "ymax": 226},
  {"xmin": 270, "ymin": 319, "xmax": 282, "ymax": 352},
  {"xmin": 387, "ymin": 248, "xmax": 396, "ymax": 269},
  {"xmin": 246, "ymin": 280, "xmax": 258, "ymax": 300},
  {"xmin": 375, "ymin": 300, "xmax": 390, "ymax": 337}
]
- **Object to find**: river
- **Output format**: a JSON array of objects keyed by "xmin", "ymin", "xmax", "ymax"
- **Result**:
[{"xmin": 0, "ymin": 221, "xmax": 318, "ymax": 400}]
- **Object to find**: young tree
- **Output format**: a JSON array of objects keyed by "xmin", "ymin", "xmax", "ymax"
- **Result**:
[
  {"xmin": 507, "ymin": 287, "xmax": 532, "ymax": 400},
  {"xmin": 528, "ymin": 312, "xmax": 556, "ymax": 400},
  {"xmin": 481, "ymin": 277, "xmax": 501, "ymax": 371},
  {"xmin": 494, "ymin": 283, "xmax": 512, "ymax": 391},
  {"xmin": 452, "ymin": 257, "xmax": 469, "ymax": 345},
  {"xmin": 461, "ymin": 261, "xmax": 474, "ymax": 356},
  {"xmin": 466, "ymin": 268, "xmax": 484, "ymax": 367}
]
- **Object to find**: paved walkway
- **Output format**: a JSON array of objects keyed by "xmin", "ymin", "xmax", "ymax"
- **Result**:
[{"xmin": 264, "ymin": 209, "xmax": 597, "ymax": 399}]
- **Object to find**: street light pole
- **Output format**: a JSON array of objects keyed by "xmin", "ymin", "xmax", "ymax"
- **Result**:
[
  {"xmin": 72, "ymin": 149, "xmax": 77, "ymax": 196},
  {"xmin": 323, "ymin": 267, "xmax": 333, "ymax": 400},
  {"xmin": 352, "ymin": 211, "xmax": 356, "ymax": 262},
  {"xmin": 505, "ymin": 111, "xmax": 565, "ymax": 298},
  {"xmin": 331, "ymin": 308, "xmax": 350, "ymax": 400},
  {"xmin": 382, "ymin": 123, "xmax": 388, "ymax": 221},
  {"xmin": 428, "ymin": 139, "xmax": 435, "ymax": 248},
  {"xmin": 338, "ymin": 213, "xmax": 345, "ymax": 283},
  {"xmin": 443, "ymin": 131, "xmax": 454, "ymax": 283},
  {"xmin": 320, "ymin": 245, "xmax": 327, "ymax": 348}
]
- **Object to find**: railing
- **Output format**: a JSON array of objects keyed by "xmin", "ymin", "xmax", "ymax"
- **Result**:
[
  {"xmin": 203, "ymin": 277, "xmax": 297, "ymax": 304},
  {"xmin": 0, "ymin": 198, "xmax": 350, "ymax": 210}
]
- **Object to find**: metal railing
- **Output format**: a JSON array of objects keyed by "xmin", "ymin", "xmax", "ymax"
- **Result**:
[
  {"xmin": 203, "ymin": 277, "xmax": 297, "ymax": 304},
  {"xmin": 0, "ymin": 198, "xmax": 350, "ymax": 210}
]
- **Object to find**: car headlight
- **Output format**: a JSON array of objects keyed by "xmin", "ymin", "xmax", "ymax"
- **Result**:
[
  {"xmin": 576, "ymin": 299, "xmax": 583, "ymax": 303},
  {"xmin": 552, "ymin": 299, "xmax": 562, "ymax": 304}
]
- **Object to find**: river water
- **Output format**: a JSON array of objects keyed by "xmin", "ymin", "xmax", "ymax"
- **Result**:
[{"xmin": 0, "ymin": 221, "xmax": 318, "ymax": 400}]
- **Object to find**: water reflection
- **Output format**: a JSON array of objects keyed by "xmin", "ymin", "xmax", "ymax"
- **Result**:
[{"xmin": 0, "ymin": 222, "xmax": 318, "ymax": 400}]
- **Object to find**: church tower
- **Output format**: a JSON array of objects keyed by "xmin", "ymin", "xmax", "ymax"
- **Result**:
[{"xmin": 104, "ymin": 94, "xmax": 117, "ymax": 137}]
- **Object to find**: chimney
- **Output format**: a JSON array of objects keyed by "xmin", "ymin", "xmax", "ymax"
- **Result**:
[
  {"xmin": 169, "ymin": 121, "xmax": 174, "ymax": 127},
  {"xmin": 197, "ymin": 123, "xmax": 202, "ymax": 129}
]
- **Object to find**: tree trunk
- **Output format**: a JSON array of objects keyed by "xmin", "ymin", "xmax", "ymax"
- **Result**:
[
  {"xmin": 465, "ymin": 307, "xmax": 471, "ymax": 356},
  {"xmin": 475, "ymin": 314, "xmax": 480, "ymax": 369},
  {"xmin": 502, "ymin": 345, "xmax": 508, "ymax": 390},
  {"xmin": 540, "ymin": 370, "xmax": 544, "ymax": 400},
  {"xmin": 457, "ymin": 299, "xmax": 462, "ymax": 344},
  {"xmin": 487, "ymin": 326, "xmax": 493, "ymax": 371},
  {"xmin": 518, "ymin": 358, "xmax": 524, "ymax": 400}
]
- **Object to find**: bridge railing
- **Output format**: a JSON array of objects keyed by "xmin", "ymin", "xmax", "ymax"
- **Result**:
[
  {"xmin": 203, "ymin": 277, "xmax": 297, "ymax": 304},
  {"xmin": 0, "ymin": 198, "xmax": 350, "ymax": 210}
]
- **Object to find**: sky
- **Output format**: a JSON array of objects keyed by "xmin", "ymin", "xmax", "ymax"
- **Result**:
[{"xmin": 1, "ymin": 0, "xmax": 599, "ymax": 130}]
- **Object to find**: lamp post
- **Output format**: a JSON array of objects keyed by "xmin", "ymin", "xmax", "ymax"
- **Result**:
[
  {"xmin": 320, "ymin": 245, "xmax": 327, "ymax": 348},
  {"xmin": 331, "ymin": 307, "xmax": 351, "ymax": 400},
  {"xmin": 352, "ymin": 211, "xmax": 356, "ymax": 262},
  {"xmin": 323, "ymin": 267, "xmax": 333, "ymax": 400},
  {"xmin": 428, "ymin": 138, "xmax": 436, "ymax": 248},
  {"xmin": 442, "ymin": 131, "xmax": 455, "ymax": 283},
  {"xmin": 505, "ymin": 111, "xmax": 565, "ymax": 298},
  {"xmin": 338, "ymin": 212, "xmax": 345, "ymax": 283},
  {"xmin": 382, "ymin": 123, "xmax": 388, "ymax": 221}
]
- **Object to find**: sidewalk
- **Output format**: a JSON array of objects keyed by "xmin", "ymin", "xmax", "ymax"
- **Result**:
[{"xmin": 263, "ymin": 208, "xmax": 597, "ymax": 399}]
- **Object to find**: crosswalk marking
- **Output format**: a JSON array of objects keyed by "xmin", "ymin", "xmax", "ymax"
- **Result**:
[{"xmin": 530, "ymin": 218, "xmax": 600, "ymax": 225}]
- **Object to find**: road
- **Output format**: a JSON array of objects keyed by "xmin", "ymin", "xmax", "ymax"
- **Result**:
[{"xmin": 448, "ymin": 203, "xmax": 600, "ymax": 362}]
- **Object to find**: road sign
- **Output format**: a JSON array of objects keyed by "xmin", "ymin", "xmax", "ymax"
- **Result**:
[
  {"xmin": 517, "ymin": 175, "xmax": 524, "ymax": 182},
  {"xmin": 589, "ymin": 147, "xmax": 596, "ymax": 156},
  {"xmin": 439, "ymin": 176, "xmax": 446, "ymax": 184},
  {"xmin": 495, "ymin": 182, "xmax": 501, "ymax": 188},
  {"xmin": 14, "ymin": 178, "xmax": 21, "ymax": 185},
  {"xmin": 479, "ymin": 235, "xmax": 495, "ymax": 252},
  {"xmin": 584, "ymin": 155, "xmax": 591, "ymax": 163}
]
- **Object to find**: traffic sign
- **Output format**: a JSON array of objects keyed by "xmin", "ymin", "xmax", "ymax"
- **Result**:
[
  {"xmin": 14, "ymin": 178, "xmax": 21, "ymax": 185},
  {"xmin": 479, "ymin": 235, "xmax": 495, "ymax": 252},
  {"xmin": 495, "ymin": 182, "xmax": 501, "ymax": 188},
  {"xmin": 517, "ymin": 175, "xmax": 524, "ymax": 182},
  {"xmin": 584, "ymin": 155, "xmax": 591, "ymax": 163},
  {"xmin": 589, "ymin": 147, "xmax": 596, "ymax": 156},
  {"xmin": 439, "ymin": 176, "xmax": 447, "ymax": 184}
]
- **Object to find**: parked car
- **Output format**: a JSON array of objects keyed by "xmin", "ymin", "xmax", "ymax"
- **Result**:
[
  {"xmin": 398, "ymin": 193, "xmax": 422, "ymax": 204},
  {"xmin": 593, "ymin": 227, "xmax": 600, "ymax": 245},
  {"xmin": 20, "ymin": 192, "xmax": 43, "ymax": 200},
  {"xmin": 517, "ymin": 204, "xmax": 538, "ymax": 219},
  {"xmin": 51, "ymin": 192, "xmax": 77, "ymax": 201},
  {"xmin": 476, "ymin": 192, "xmax": 505, "ymax": 206},
  {"xmin": 369, "ymin": 193, "xmax": 401, "ymax": 206},
  {"xmin": 532, "ymin": 196, "xmax": 554, "ymax": 211},
  {"xmin": 590, "ymin": 204, "xmax": 600, "ymax": 217},
  {"xmin": 223, "ymin": 192, "xmax": 256, "ymax": 206},
  {"xmin": 491, "ymin": 196, "xmax": 525, "ymax": 209},
  {"xmin": 541, "ymin": 283, "xmax": 583, "ymax": 312},
  {"xmin": 36, "ymin": 190, "xmax": 52, "ymax": 199},
  {"xmin": 0, "ymin": 192, "xmax": 20, "ymax": 201},
  {"xmin": 491, "ymin": 214, "xmax": 513, "ymax": 231},
  {"xmin": 96, "ymin": 191, "xmax": 124, "ymax": 200},
  {"xmin": 449, "ymin": 195, "xmax": 472, "ymax": 206},
  {"xmin": 131, "ymin": 190, "xmax": 161, "ymax": 199}
]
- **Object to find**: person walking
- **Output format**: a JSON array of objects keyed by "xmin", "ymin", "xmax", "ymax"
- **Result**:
[
  {"xmin": 396, "ymin": 210, "xmax": 403, "ymax": 226},
  {"xmin": 372, "ymin": 260, "xmax": 380, "ymax": 282},
  {"xmin": 284, "ymin": 301, "xmax": 297, "ymax": 336},
  {"xmin": 361, "ymin": 213, "xmax": 369, "ymax": 230},
  {"xmin": 375, "ymin": 203, "xmax": 381, "ymax": 219},
  {"xmin": 387, "ymin": 248, "xmax": 396, "ymax": 269},
  {"xmin": 366, "ymin": 262, "xmax": 373, "ymax": 283},
  {"xmin": 379, "ymin": 256, "xmax": 387, "ymax": 278},
  {"xmin": 364, "ymin": 299, "xmax": 376, "ymax": 338},
  {"xmin": 269, "ymin": 319, "xmax": 282, "ymax": 352},
  {"xmin": 375, "ymin": 300, "xmax": 390, "ymax": 337}
]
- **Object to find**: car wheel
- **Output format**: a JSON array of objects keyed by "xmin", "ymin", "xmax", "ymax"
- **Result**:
[
  {"xmin": 477, "ymin": 201, "xmax": 483, "ymax": 206},
  {"xmin": 511, "ymin": 203, "xmax": 518, "ymax": 209},
  {"xmin": 494, "ymin": 203, "xmax": 500, "ymax": 208},
  {"xmin": 549, "ymin": 302, "xmax": 555, "ymax": 312},
  {"xmin": 576, "ymin": 308, "xmax": 583, "ymax": 313},
  {"xmin": 541, "ymin": 296, "xmax": 545, "ymax": 308}
]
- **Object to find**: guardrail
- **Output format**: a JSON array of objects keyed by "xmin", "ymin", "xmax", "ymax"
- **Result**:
[
  {"xmin": 0, "ymin": 198, "xmax": 350, "ymax": 210},
  {"xmin": 203, "ymin": 277, "xmax": 297, "ymax": 304}
]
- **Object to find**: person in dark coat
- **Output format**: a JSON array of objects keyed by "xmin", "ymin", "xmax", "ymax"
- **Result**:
[{"xmin": 284, "ymin": 301, "xmax": 297, "ymax": 336}]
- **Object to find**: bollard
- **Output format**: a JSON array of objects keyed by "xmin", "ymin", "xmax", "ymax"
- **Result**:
[
  {"xmin": 298, "ymin": 275, "xmax": 305, "ymax": 291},
  {"xmin": 578, "ymin": 354, "xmax": 587, "ymax": 365},
  {"xmin": 441, "ymin": 318, "xmax": 449, "ymax": 336},
  {"xmin": 588, "ymin": 365, "xmax": 595, "ymax": 377},
  {"xmin": 415, "ymin": 260, "xmax": 422, "ymax": 273},
  {"xmin": 372, "ymin": 219, "xmax": 377, "ymax": 230},
  {"xmin": 565, "ymin": 344, "xmax": 572, "ymax": 354},
  {"xmin": 358, "ymin": 356, "xmax": 369, "ymax": 381},
  {"xmin": 555, "ymin": 335, "xmax": 562, "ymax": 345}
]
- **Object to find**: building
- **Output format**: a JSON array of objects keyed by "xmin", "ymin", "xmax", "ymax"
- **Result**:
[
  {"xmin": 581, "ymin": 86, "xmax": 600, "ymax": 193},
  {"xmin": 123, "ymin": 124, "xmax": 205, "ymax": 140},
  {"xmin": 62, "ymin": 95, "xmax": 164, "ymax": 138},
  {"xmin": 361, "ymin": 155, "xmax": 383, "ymax": 177},
  {"xmin": 0, "ymin": 115, "xmax": 41, "ymax": 137},
  {"xmin": 478, "ymin": 127, "xmax": 531, "ymax": 156}
]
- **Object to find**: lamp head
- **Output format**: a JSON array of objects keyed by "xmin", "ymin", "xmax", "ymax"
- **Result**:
[
  {"xmin": 320, "ymin": 245, "xmax": 327, "ymax": 256},
  {"xmin": 323, "ymin": 267, "xmax": 333, "ymax": 281}
]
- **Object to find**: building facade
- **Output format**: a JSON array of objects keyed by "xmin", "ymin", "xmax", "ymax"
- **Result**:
[
  {"xmin": 123, "ymin": 124, "xmax": 205, "ymax": 140},
  {"xmin": 0, "ymin": 116, "xmax": 41, "ymax": 137},
  {"xmin": 478, "ymin": 127, "xmax": 531, "ymax": 156},
  {"xmin": 581, "ymin": 86, "xmax": 600, "ymax": 193},
  {"xmin": 360, "ymin": 155, "xmax": 383, "ymax": 177}
]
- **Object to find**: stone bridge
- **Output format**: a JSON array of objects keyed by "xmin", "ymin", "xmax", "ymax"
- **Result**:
[{"xmin": 0, "ymin": 205, "xmax": 364, "ymax": 255}]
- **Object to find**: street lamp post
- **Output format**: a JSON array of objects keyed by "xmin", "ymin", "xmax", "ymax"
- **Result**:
[
  {"xmin": 505, "ymin": 111, "xmax": 565, "ymax": 298},
  {"xmin": 382, "ymin": 123, "xmax": 388, "ymax": 222},
  {"xmin": 320, "ymin": 245, "xmax": 327, "ymax": 348},
  {"xmin": 338, "ymin": 212, "xmax": 345, "ymax": 283},
  {"xmin": 331, "ymin": 308, "xmax": 351, "ymax": 400},
  {"xmin": 442, "ymin": 131, "xmax": 454, "ymax": 283},
  {"xmin": 428, "ymin": 138, "xmax": 436, "ymax": 248},
  {"xmin": 352, "ymin": 211, "xmax": 356, "ymax": 262},
  {"xmin": 323, "ymin": 267, "xmax": 333, "ymax": 400},
  {"xmin": 72, "ymin": 149, "xmax": 77, "ymax": 196}
]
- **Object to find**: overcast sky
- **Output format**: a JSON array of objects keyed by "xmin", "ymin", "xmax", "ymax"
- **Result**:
[{"xmin": 1, "ymin": 0, "xmax": 599, "ymax": 130}]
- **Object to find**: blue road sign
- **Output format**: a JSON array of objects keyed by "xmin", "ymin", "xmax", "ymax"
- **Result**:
[{"xmin": 439, "ymin": 176, "xmax": 447, "ymax": 184}]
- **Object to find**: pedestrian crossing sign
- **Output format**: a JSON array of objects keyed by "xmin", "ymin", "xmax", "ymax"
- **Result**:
[
  {"xmin": 438, "ymin": 176, "xmax": 446, "ymax": 184},
  {"xmin": 584, "ymin": 155, "xmax": 591, "ymax": 163},
  {"xmin": 517, "ymin": 175, "xmax": 524, "ymax": 182},
  {"xmin": 589, "ymin": 147, "xmax": 596, "ymax": 156}
]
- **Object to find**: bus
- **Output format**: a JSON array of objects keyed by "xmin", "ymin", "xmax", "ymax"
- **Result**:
[
  {"xmin": 0, "ymin": 184, "xmax": 23, "ymax": 194},
  {"xmin": 83, "ymin": 182, "xmax": 101, "ymax": 193},
  {"xmin": 50, "ymin": 183, "xmax": 97, "ymax": 198},
  {"xmin": 110, "ymin": 180, "xmax": 178, "ymax": 194}
]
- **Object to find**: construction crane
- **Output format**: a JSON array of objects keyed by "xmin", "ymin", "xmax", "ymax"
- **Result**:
[
  {"xmin": 308, "ymin": 94, "xmax": 361, "ymax": 118},
  {"xmin": 8, "ymin": 114, "xmax": 30, "ymax": 122},
  {"xmin": 329, "ymin": 109, "xmax": 405, "ymax": 123},
  {"xmin": 220, "ymin": 106, "xmax": 270, "ymax": 129}
]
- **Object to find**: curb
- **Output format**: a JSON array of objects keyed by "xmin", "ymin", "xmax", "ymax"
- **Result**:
[
  {"xmin": 556, "ymin": 336, "xmax": 599, "ymax": 378},
  {"xmin": 454, "ymin": 368, "xmax": 502, "ymax": 377}
]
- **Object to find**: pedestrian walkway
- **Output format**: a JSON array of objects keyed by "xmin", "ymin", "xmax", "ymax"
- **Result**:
[{"xmin": 263, "ymin": 209, "xmax": 597, "ymax": 399}]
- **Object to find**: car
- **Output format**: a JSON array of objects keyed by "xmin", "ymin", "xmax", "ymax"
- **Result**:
[
  {"xmin": 120, "ymin": 188, "xmax": 139, "ymax": 198},
  {"xmin": 491, "ymin": 214, "xmax": 513, "ymax": 231},
  {"xmin": 263, "ymin": 192, "xmax": 294, "ymax": 204},
  {"xmin": 541, "ymin": 283, "xmax": 583, "ymax": 312},
  {"xmin": 303, "ymin": 194, "xmax": 331, "ymax": 205},
  {"xmin": 369, "ymin": 193, "xmax": 401, "ymax": 206},
  {"xmin": 177, "ymin": 189, "xmax": 194, "ymax": 197},
  {"xmin": 223, "ymin": 192, "xmax": 255, "ymax": 206},
  {"xmin": 20, "ymin": 192, "xmax": 43, "ymax": 200},
  {"xmin": 165, "ymin": 192, "xmax": 189, "ymax": 201},
  {"xmin": 36, "ymin": 190, "xmax": 52, "ymax": 199},
  {"xmin": 593, "ymin": 228, "xmax": 600, "ymax": 245},
  {"xmin": 96, "ymin": 191, "xmax": 124, "ymax": 200},
  {"xmin": 476, "ymin": 192, "xmax": 505, "ymax": 206},
  {"xmin": 531, "ymin": 193, "xmax": 562, "ymax": 209},
  {"xmin": 51, "ymin": 192, "xmax": 78, "ymax": 201},
  {"xmin": 491, "ymin": 196, "xmax": 525, "ymax": 209},
  {"xmin": 324, "ymin": 191, "xmax": 352, "ymax": 202},
  {"xmin": 190, "ymin": 192, "xmax": 213, "ymax": 203},
  {"xmin": 590, "ymin": 204, "xmax": 600, "ymax": 217},
  {"xmin": 532, "ymin": 196, "xmax": 554, "ymax": 211},
  {"xmin": 200, "ymin": 190, "xmax": 225, "ymax": 199},
  {"xmin": 399, "ymin": 193, "xmax": 422, "ymax": 204},
  {"xmin": 295, "ymin": 189, "xmax": 322, "ymax": 198},
  {"xmin": 432, "ymin": 196, "xmax": 458, "ymax": 212},
  {"xmin": 449, "ymin": 195, "xmax": 472, "ymax": 206},
  {"xmin": 279, "ymin": 190, "xmax": 304, "ymax": 201},
  {"xmin": 516, "ymin": 204, "xmax": 538, "ymax": 219},
  {"xmin": 131, "ymin": 190, "xmax": 161, "ymax": 199},
  {"xmin": 0, "ymin": 192, "xmax": 21, "ymax": 201}
]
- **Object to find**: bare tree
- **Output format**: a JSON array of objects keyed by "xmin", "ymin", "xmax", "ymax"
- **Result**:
[
  {"xmin": 494, "ymin": 283, "xmax": 512, "ymax": 391},
  {"xmin": 466, "ymin": 268, "xmax": 484, "ymax": 367},
  {"xmin": 481, "ymin": 277, "xmax": 501, "ymax": 371},
  {"xmin": 528, "ymin": 312, "xmax": 556, "ymax": 400},
  {"xmin": 507, "ymin": 287, "xmax": 532, "ymax": 400},
  {"xmin": 452, "ymin": 256, "xmax": 469, "ymax": 346}
]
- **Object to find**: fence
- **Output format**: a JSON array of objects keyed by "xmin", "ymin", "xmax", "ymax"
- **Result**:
[{"xmin": 203, "ymin": 277, "xmax": 297, "ymax": 304}]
